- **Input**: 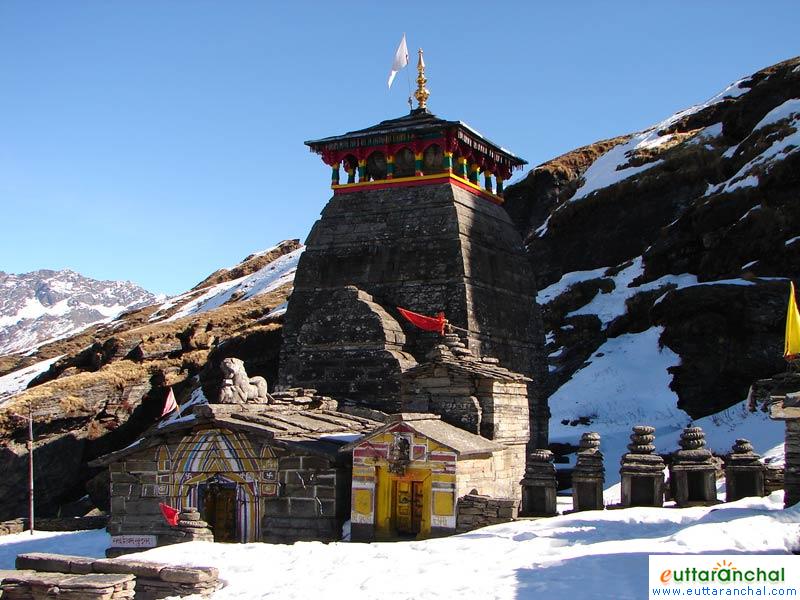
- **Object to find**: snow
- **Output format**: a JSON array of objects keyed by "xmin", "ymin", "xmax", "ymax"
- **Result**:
[
  {"xmin": 264, "ymin": 301, "xmax": 288, "ymax": 319},
  {"xmin": 570, "ymin": 136, "xmax": 663, "ymax": 202},
  {"xmin": 687, "ymin": 122, "xmax": 724, "ymax": 145},
  {"xmin": 785, "ymin": 235, "xmax": 800, "ymax": 246},
  {"xmin": 162, "ymin": 247, "xmax": 303, "ymax": 323},
  {"xmin": 707, "ymin": 99, "xmax": 800, "ymax": 197},
  {"xmin": 7, "ymin": 493, "xmax": 794, "ymax": 599},
  {"xmin": 539, "ymin": 259, "xmax": 758, "ymax": 331},
  {"xmin": 0, "ymin": 356, "xmax": 62, "ymax": 405},
  {"xmin": 738, "ymin": 203, "xmax": 762, "ymax": 221},
  {"xmin": 566, "ymin": 77, "xmax": 751, "ymax": 204},
  {"xmin": 537, "ymin": 266, "xmax": 609, "ymax": 305},
  {"xmin": 0, "ymin": 529, "xmax": 109, "ymax": 569},
  {"xmin": 753, "ymin": 98, "xmax": 800, "ymax": 131},
  {"xmin": 549, "ymin": 326, "xmax": 783, "ymax": 490}
]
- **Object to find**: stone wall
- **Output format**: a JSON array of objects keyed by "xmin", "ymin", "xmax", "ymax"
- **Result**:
[
  {"xmin": 785, "ymin": 420, "xmax": 800, "ymax": 507},
  {"xmin": 456, "ymin": 447, "xmax": 525, "ymax": 503},
  {"xmin": 279, "ymin": 183, "xmax": 547, "ymax": 448},
  {"xmin": 262, "ymin": 454, "xmax": 350, "ymax": 543},
  {"xmin": 280, "ymin": 286, "xmax": 416, "ymax": 412},
  {"xmin": 455, "ymin": 494, "xmax": 516, "ymax": 533}
]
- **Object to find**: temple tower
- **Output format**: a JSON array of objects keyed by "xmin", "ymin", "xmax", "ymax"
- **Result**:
[{"xmin": 279, "ymin": 50, "xmax": 548, "ymax": 447}]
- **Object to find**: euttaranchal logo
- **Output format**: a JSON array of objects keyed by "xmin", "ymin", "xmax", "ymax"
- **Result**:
[
  {"xmin": 649, "ymin": 555, "xmax": 798, "ymax": 599},
  {"xmin": 658, "ymin": 558, "xmax": 784, "ymax": 584}
]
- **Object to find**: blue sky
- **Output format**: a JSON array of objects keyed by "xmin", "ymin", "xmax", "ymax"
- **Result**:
[{"xmin": 1, "ymin": 1, "xmax": 797, "ymax": 295}]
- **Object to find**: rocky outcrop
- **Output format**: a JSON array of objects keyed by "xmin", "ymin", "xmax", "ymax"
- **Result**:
[
  {"xmin": 0, "ymin": 246, "xmax": 295, "ymax": 521},
  {"xmin": 505, "ymin": 55, "xmax": 800, "ymax": 420}
]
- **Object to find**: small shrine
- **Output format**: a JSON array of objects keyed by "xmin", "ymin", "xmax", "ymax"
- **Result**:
[
  {"xmin": 724, "ymin": 438, "xmax": 766, "ymax": 502},
  {"xmin": 619, "ymin": 426, "xmax": 665, "ymax": 508},
  {"xmin": 91, "ymin": 383, "xmax": 379, "ymax": 553},
  {"xmin": 571, "ymin": 432, "xmax": 605, "ymax": 512},
  {"xmin": 400, "ymin": 332, "xmax": 530, "ymax": 503},
  {"xmin": 668, "ymin": 426, "xmax": 719, "ymax": 507},
  {"xmin": 519, "ymin": 449, "xmax": 557, "ymax": 517},
  {"xmin": 342, "ymin": 413, "xmax": 510, "ymax": 541}
]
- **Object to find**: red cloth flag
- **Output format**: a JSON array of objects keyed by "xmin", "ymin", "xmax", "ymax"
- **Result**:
[
  {"xmin": 397, "ymin": 307, "xmax": 446, "ymax": 335},
  {"xmin": 159, "ymin": 502, "xmax": 180, "ymax": 527},
  {"xmin": 160, "ymin": 387, "xmax": 178, "ymax": 418}
]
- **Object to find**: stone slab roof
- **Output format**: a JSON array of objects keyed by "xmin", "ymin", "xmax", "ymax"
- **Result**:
[
  {"xmin": 305, "ymin": 109, "xmax": 526, "ymax": 166},
  {"xmin": 404, "ymin": 356, "xmax": 530, "ymax": 382},
  {"xmin": 341, "ymin": 413, "xmax": 505, "ymax": 458},
  {"xmin": 90, "ymin": 403, "xmax": 381, "ymax": 466}
]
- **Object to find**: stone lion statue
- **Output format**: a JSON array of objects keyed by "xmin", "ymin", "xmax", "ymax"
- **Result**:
[{"xmin": 218, "ymin": 357, "xmax": 270, "ymax": 404}]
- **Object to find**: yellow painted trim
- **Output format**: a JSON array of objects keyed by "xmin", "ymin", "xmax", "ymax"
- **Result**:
[{"xmin": 331, "ymin": 172, "xmax": 504, "ymax": 204}]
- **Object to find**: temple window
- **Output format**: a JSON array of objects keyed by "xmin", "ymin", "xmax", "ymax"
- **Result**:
[
  {"xmin": 366, "ymin": 151, "xmax": 388, "ymax": 181},
  {"xmin": 422, "ymin": 144, "xmax": 444, "ymax": 175},
  {"xmin": 394, "ymin": 148, "xmax": 415, "ymax": 178}
]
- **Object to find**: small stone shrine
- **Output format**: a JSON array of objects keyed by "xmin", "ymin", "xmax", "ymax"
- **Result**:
[
  {"xmin": 669, "ymin": 426, "xmax": 719, "ymax": 507},
  {"xmin": 91, "ymin": 385, "xmax": 379, "ymax": 552},
  {"xmin": 400, "ymin": 332, "xmax": 530, "ymax": 498},
  {"xmin": 619, "ymin": 426, "xmax": 665, "ymax": 507},
  {"xmin": 343, "ymin": 413, "xmax": 511, "ymax": 541},
  {"xmin": 571, "ymin": 432, "xmax": 605, "ymax": 512},
  {"xmin": 724, "ymin": 439, "xmax": 766, "ymax": 502},
  {"xmin": 519, "ymin": 449, "xmax": 557, "ymax": 517}
]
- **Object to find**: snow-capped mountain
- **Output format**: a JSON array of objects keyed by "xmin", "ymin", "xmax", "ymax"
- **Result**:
[{"xmin": 0, "ymin": 269, "xmax": 159, "ymax": 355}]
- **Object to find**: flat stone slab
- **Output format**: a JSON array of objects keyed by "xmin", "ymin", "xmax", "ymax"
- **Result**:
[{"xmin": 16, "ymin": 552, "xmax": 96, "ymax": 574}]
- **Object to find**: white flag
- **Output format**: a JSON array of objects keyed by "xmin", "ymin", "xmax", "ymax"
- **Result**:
[{"xmin": 387, "ymin": 34, "xmax": 409, "ymax": 89}]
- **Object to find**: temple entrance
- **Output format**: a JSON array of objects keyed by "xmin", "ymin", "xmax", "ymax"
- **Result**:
[
  {"xmin": 200, "ymin": 479, "xmax": 237, "ymax": 543},
  {"xmin": 374, "ymin": 467, "xmax": 431, "ymax": 540},
  {"xmin": 394, "ymin": 480, "xmax": 424, "ymax": 537}
]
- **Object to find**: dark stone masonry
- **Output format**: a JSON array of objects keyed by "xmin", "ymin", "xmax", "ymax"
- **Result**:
[{"xmin": 279, "ymin": 182, "xmax": 548, "ymax": 448}]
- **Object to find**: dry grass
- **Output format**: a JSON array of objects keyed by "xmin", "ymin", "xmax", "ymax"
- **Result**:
[{"xmin": 192, "ymin": 239, "xmax": 301, "ymax": 290}]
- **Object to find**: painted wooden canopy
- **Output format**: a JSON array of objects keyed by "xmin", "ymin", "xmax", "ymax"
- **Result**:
[{"xmin": 305, "ymin": 108, "xmax": 527, "ymax": 203}]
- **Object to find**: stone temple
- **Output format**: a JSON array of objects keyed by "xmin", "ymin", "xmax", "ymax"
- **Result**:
[{"xmin": 279, "ymin": 51, "xmax": 548, "ymax": 448}]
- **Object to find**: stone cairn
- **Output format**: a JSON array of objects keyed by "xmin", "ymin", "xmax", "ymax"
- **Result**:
[
  {"xmin": 571, "ymin": 432, "xmax": 605, "ymax": 512},
  {"xmin": 620, "ymin": 426, "xmax": 665, "ymax": 508},
  {"xmin": 669, "ymin": 426, "xmax": 719, "ymax": 507},
  {"xmin": 519, "ymin": 449, "xmax": 557, "ymax": 517},
  {"xmin": 725, "ymin": 439, "xmax": 766, "ymax": 502},
  {"xmin": 158, "ymin": 508, "xmax": 214, "ymax": 546}
]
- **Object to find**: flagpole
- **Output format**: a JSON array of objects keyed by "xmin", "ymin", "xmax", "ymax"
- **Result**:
[
  {"xmin": 405, "ymin": 35, "xmax": 413, "ymax": 110},
  {"xmin": 28, "ymin": 401, "xmax": 34, "ymax": 535}
]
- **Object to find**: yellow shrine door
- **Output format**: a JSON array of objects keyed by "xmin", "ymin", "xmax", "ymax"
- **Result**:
[
  {"xmin": 202, "ymin": 486, "xmax": 237, "ymax": 543},
  {"xmin": 394, "ymin": 480, "xmax": 424, "ymax": 536}
]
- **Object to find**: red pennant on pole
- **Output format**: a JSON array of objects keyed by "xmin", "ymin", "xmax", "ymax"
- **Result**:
[
  {"xmin": 397, "ymin": 307, "xmax": 446, "ymax": 335},
  {"xmin": 159, "ymin": 502, "xmax": 180, "ymax": 527},
  {"xmin": 160, "ymin": 387, "xmax": 178, "ymax": 419}
]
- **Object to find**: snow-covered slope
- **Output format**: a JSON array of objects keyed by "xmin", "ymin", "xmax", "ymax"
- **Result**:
[
  {"xmin": 0, "ymin": 269, "xmax": 158, "ymax": 355},
  {"xmin": 148, "ymin": 246, "xmax": 302, "ymax": 323},
  {"xmin": 507, "ymin": 55, "xmax": 800, "ymax": 442},
  {"xmin": 1, "ymin": 493, "xmax": 796, "ymax": 599}
]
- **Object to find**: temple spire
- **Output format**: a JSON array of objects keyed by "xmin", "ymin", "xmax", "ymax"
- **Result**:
[{"xmin": 413, "ymin": 48, "xmax": 430, "ymax": 110}]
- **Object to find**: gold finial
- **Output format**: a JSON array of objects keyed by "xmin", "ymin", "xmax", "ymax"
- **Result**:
[{"xmin": 413, "ymin": 48, "xmax": 430, "ymax": 110}]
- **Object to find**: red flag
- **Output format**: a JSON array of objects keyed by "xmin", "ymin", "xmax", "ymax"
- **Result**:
[
  {"xmin": 160, "ymin": 387, "xmax": 178, "ymax": 418},
  {"xmin": 397, "ymin": 307, "xmax": 446, "ymax": 335},
  {"xmin": 159, "ymin": 502, "xmax": 180, "ymax": 526}
]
